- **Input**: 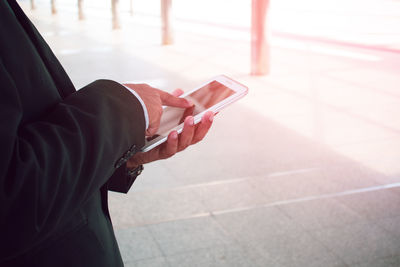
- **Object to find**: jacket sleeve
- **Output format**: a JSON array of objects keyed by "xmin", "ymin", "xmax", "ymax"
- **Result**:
[
  {"xmin": 0, "ymin": 62, "xmax": 146, "ymax": 260},
  {"xmin": 107, "ymin": 163, "xmax": 140, "ymax": 194}
]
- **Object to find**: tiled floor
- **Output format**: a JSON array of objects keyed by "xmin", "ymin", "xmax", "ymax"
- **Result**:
[{"xmin": 21, "ymin": 0, "xmax": 400, "ymax": 266}]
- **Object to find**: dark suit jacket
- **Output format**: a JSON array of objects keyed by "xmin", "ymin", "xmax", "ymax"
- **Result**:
[{"xmin": 0, "ymin": 1, "xmax": 145, "ymax": 266}]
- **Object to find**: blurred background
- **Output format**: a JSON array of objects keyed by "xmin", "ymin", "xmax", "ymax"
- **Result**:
[{"xmin": 20, "ymin": 0, "xmax": 400, "ymax": 266}]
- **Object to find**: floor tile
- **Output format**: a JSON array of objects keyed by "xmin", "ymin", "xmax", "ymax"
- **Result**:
[
  {"xmin": 279, "ymin": 198, "xmax": 363, "ymax": 231},
  {"xmin": 120, "ymin": 187, "xmax": 208, "ymax": 225},
  {"xmin": 247, "ymin": 231, "xmax": 346, "ymax": 267},
  {"xmin": 336, "ymin": 190, "xmax": 400, "ymax": 220},
  {"xmin": 310, "ymin": 222, "xmax": 400, "ymax": 265},
  {"xmin": 353, "ymin": 255, "xmax": 400, "ymax": 267},
  {"xmin": 214, "ymin": 206, "xmax": 301, "ymax": 243},
  {"xmin": 114, "ymin": 227, "xmax": 163, "ymax": 262},
  {"xmin": 374, "ymin": 215, "xmax": 400, "ymax": 238},
  {"xmin": 249, "ymin": 170, "xmax": 344, "ymax": 203},
  {"xmin": 198, "ymin": 180, "xmax": 268, "ymax": 212},
  {"xmin": 147, "ymin": 217, "xmax": 231, "ymax": 256},
  {"xmin": 165, "ymin": 245, "xmax": 264, "ymax": 267},
  {"xmin": 130, "ymin": 257, "xmax": 170, "ymax": 267}
]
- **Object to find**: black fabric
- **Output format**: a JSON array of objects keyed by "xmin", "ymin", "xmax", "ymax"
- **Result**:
[
  {"xmin": 0, "ymin": 1, "xmax": 145, "ymax": 265},
  {"xmin": 108, "ymin": 164, "xmax": 142, "ymax": 194}
]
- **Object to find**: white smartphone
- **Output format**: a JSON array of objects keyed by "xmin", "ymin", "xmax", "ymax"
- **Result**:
[{"xmin": 141, "ymin": 75, "xmax": 248, "ymax": 152}]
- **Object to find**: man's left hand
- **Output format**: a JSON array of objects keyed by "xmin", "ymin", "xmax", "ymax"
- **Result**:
[{"xmin": 126, "ymin": 89, "xmax": 214, "ymax": 169}]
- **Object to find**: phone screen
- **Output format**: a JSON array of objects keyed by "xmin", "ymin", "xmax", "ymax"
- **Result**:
[{"xmin": 154, "ymin": 81, "xmax": 235, "ymax": 136}]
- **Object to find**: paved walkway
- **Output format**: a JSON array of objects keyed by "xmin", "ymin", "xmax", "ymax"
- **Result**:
[{"xmin": 20, "ymin": 0, "xmax": 400, "ymax": 266}]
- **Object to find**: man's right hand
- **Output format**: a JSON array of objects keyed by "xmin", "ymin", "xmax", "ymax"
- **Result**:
[{"xmin": 123, "ymin": 84, "xmax": 192, "ymax": 136}]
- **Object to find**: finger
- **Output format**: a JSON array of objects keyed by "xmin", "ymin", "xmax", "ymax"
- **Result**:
[
  {"xmin": 192, "ymin": 111, "xmax": 214, "ymax": 144},
  {"xmin": 172, "ymin": 88, "xmax": 184, "ymax": 97},
  {"xmin": 127, "ymin": 149, "xmax": 154, "ymax": 168},
  {"xmin": 159, "ymin": 90, "xmax": 192, "ymax": 108},
  {"xmin": 128, "ymin": 146, "xmax": 159, "ymax": 167},
  {"xmin": 159, "ymin": 131, "xmax": 179, "ymax": 158},
  {"xmin": 146, "ymin": 127, "xmax": 157, "ymax": 137},
  {"xmin": 126, "ymin": 154, "xmax": 141, "ymax": 169},
  {"xmin": 146, "ymin": 105, "xmax": 163, "ymax": 136},
  {"xmin": 178, "ymin": 116, "xmax": 195, "ymax": 151},
  {"xmin": 179, "ymin": 105, "xmax": 195, "ymax": 124}
]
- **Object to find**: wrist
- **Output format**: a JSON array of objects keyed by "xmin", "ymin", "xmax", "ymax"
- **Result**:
[
  {"xmin": 127, "ymin": 158, "xmax": 139, "ymax": 170},
  {"xmin": 126, "ymin": 165, "xmax": 144, "ymax": 178}
]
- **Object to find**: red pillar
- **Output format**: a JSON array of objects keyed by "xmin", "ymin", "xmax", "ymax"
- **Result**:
[
  {"xmin": 51, "ymin": 0, "xmax": 57, "ymax": 14},
  {"xmin": 161, "ymin": 0, "xmax": 173, "ymax": 45},
  {"xmin": 112, "ymin": 0, "xmax": 121, "ymax": 29},
  {"xmin": 251, "ymin": 0, "xmax": 270, "ymax": 75},
  {"xmin": 78, "ymin": 0, "xmax": 85, "ymax": 20}
]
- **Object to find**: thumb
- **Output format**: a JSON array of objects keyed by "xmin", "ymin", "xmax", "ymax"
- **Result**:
[
  {"xmin": 159, "ymin": 91, "xmax": 192, "ymax": 108},
  {"xmin": 146, "ymin": 125, "xmax": 158, "ymax": 137}
]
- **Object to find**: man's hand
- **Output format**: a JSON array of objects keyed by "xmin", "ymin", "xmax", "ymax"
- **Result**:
[
  {"xmin": 126, "ymin": 89, "xmax": 214, "ymax": 169},
  {"xmin": 123, "ymin": 83, "xmax": 192, "ymax": 136},
  {"xmin": 127, "ymin": 111, "xmax": 214, "ymax": 169}
]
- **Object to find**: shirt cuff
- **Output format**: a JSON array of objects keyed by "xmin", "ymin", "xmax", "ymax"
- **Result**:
[{"xmin": 121, "ymin": 84, "xmax": 149, "ymax": 130}]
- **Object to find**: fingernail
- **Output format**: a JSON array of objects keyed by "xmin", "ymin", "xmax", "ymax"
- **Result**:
[
  {"xmin": 209, "ymin": 113, "xmax": 214, "ymax": 122},
  {"xmin": 171, "ymin": 131, "xmax": 178, "ymax": 139},
  {"xmin": 186, "ymin": 100, "xmax": 193, "ymax": 106}
]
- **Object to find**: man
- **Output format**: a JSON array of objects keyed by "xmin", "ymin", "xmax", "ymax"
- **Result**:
[{"xmin": 0, "ymin": 0, "xmax": 213, "ymax": 266}]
